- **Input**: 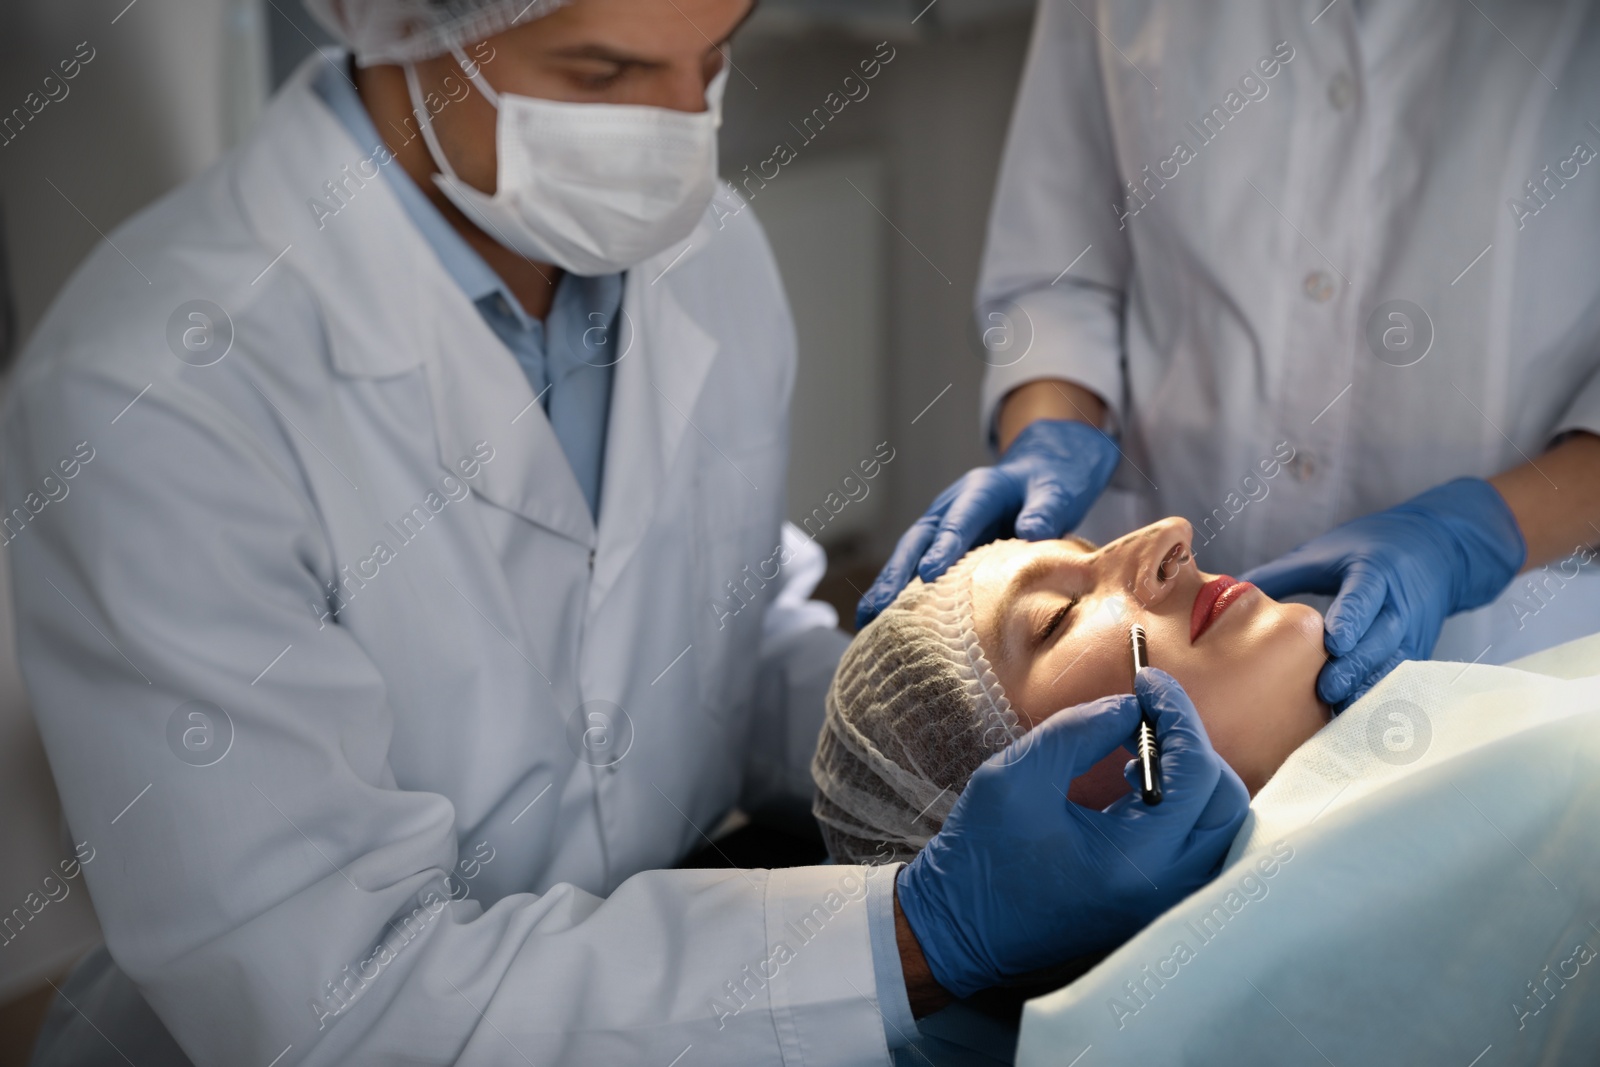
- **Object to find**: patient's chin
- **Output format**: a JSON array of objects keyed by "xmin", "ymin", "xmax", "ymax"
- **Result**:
[{"xmin": 1068, "ymin": 747, "xmax": 1134, "ymax": 809}]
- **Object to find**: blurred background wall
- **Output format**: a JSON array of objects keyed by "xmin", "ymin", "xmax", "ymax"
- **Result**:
[
  {"xmin": 0, "ymin": 0, "xmax": 1032, "ymax": 1056},
  {"xmin": 720, "ymin": 4, "xmax": 1032, "ymax": 615}
]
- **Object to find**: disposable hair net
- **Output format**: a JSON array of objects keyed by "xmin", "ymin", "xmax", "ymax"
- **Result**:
[
  {"xmin": 304, "ymin": 0, "xmax": 570, "ymax": 64},
  {"xmin": 812, "ymin": 543, "xmax": 1026, "ymax": 865}
]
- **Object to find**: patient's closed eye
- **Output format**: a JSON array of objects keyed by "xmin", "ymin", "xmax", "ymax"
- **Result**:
[{"xmin": 1037, "ymin": 596, "xmax": 1079, "ymax": 644}]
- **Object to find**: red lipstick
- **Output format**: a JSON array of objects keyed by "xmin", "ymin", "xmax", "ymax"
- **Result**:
[{"xmin": 1190, "ymin": 576, "xmax": 1255, "ymax": 642}]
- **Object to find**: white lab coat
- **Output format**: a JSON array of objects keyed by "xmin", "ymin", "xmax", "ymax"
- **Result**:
[
  {"xmin": 4, "ymin": 56, "xmax": 891, "ymax": 1066},
  {"xmin": 979, "ymin": 0, "xmax": 1600, "ymax": 664}
]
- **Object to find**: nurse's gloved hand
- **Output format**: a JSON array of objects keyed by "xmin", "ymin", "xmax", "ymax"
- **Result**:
[
  {"xmin": 856, "ymin": 419, "xmax": 1119, "ymax": 627},
  {"xmin": 896, "ymin": 669, "xmax": 1248, "ymax": 999},
  {"xmin": 1243, "ymin": 477, "xmax": 1526, "ymax": 709}
]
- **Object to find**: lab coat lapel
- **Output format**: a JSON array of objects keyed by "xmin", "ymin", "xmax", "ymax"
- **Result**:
[
  {"xmin": 423, "ymin": 288, "xmax": 596, "ymax": 548},
  {"xmin": 235, "ymin": 60, "xmax": 596, "ymax": 547},
  {"xmin": 234, "ymin": 62, "xmax": 432, "ymax": 382},
  {"xmin": 593, "ymin": 239, "xmax": 720, "ymax": 597}
]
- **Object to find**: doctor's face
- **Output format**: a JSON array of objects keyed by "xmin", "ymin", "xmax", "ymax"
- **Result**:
[
  {"xmin": 969, "ymin": 520, "xmax": 1330, "ymax": 803},
  {"xmin": 402, "ymin": 0, "xmax": 749, "ymax": 205},
  {"xmin": 451, "ymin": 0, "xmax": 746, "ymax": 108}
]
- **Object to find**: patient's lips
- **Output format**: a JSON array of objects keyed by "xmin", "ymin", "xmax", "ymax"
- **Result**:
[{"xmin": 1191, "ymin": 575, "xmax": 1256, "ymax": 642}]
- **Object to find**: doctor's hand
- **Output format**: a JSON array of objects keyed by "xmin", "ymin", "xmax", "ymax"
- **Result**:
[
  {"xmin": 1243, "ymin": 477, "xmax": 1526, "ymax": 709},
  {"xmin": 895, "ymin": 669, "xmax": 1248, "ymax": 1001},
  {"xmin": 856, "ymin": 419, "xmax": 1119, "ymax": 627}
]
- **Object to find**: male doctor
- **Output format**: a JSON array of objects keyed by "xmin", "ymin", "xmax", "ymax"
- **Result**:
[
  {"xmin": 7, "ymin": 1, "xmax": 1247, "ymax": 1063},
  {"xmin": 862, "ymin": 0, "xmax": 1600, "ymax": 706}
]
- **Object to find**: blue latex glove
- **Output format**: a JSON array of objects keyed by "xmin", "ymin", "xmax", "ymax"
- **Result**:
[
  {"xmin": 1242, "ymin": 477, "xmax": 1526, "ymax": 709},
  {"xmin": 856, "ymin": 419, "xmax": 1119, "ymax": 627},
  {"xmin": 896, "ymin": 669, "xmax": 1249, "ymax": 998}
]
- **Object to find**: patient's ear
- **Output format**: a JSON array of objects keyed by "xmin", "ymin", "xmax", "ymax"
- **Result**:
[{"xmin": 1068, "ymin": 747, "xmax": 1133, "ymax": 809}]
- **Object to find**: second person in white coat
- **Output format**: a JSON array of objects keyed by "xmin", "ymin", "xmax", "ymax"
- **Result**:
[{"xmin": 862, "ymin": 0, "xmax": 1600, "ymax": 707}]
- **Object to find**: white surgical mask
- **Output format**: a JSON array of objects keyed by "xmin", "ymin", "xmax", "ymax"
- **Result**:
[{"xmin": 405, "ymin": 49, "xmax": 726, "ymax": 276}]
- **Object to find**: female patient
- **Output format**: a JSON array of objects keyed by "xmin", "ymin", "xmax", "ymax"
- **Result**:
[{"xmin": 813, "ymin": 518, "xmax": 1331, "ymax": 864}]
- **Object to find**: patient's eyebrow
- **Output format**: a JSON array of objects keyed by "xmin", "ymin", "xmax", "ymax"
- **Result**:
[
  {"xmin": 996, "ymin": 538, "xmax": 1096, "ymax": 615},
  {"xmin": 996, "ymin": 557, "xmax": 1053, "ymax": 633},
  {"xmin": 996, "ymin": 562, "xmax": 1051, "ymax": 664},
  {"xmin": 994, "ymin": 539, "xmax": 1095, "ymax": 661}
]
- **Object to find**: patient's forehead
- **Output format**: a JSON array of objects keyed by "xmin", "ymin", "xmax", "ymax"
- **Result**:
[
  {"xmin": 969, "ymin": 536, "xmax": 1098, "ymax": 598},
  {"xmin": 883, "ymin": 538, "xmax": 1098, "ymax": 630},
  {"xmin": 969, "ymin": 540, "xmax": 1038, "ymax": 595},
  {"xmin": 965, "ymin": 538, "xmax": 1099, "ymax": 652}
]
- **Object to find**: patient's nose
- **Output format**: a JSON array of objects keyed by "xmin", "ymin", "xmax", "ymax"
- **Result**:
[{"xmin": 1111, "ymin": 517, "xmax": 1195, "ymax": 609}]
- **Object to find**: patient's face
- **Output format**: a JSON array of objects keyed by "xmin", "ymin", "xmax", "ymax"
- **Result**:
[{"xmin": 970, "ymin": 518, "xmax": 1330, "ymax": 803}]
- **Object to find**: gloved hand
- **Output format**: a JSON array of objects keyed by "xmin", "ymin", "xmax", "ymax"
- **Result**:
[
  {"xmin": 856, "ymin": 419, "xmax": 1119, "ymax": 627},
  {"xmin": 896, "ymin": 669, "xmax": 1249, "ymax": 998},
  {"xmin": 1243, "ymin": 477, "xmax": 1526, "ymax": 709}
]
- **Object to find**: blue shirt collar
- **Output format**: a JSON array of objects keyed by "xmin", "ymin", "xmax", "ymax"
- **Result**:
[{"xmin": 310, "ymin": 54, "xmax": 531, "ymax": 327}]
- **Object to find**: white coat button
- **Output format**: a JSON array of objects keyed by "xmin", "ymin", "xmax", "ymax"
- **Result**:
[
  {"xmin": 1287, "ymin": 451, "xmax": 1318, "ymax": 482},
  {"xmin": 1328, "ymin": 72, "xmax": 1354, "ymax": 111},
  {"xmin": 1303, "ymin": 271, "xmax": 1335, "ymax": 302},
  {"xmin": 588, "ymin": 549, "xmax": 596, "ymax": 570}
]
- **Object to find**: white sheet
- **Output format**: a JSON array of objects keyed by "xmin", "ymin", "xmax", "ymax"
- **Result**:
[{"xmin": 1016, "ymin": 633, "xmax": 1600, "ymax": 1066}]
